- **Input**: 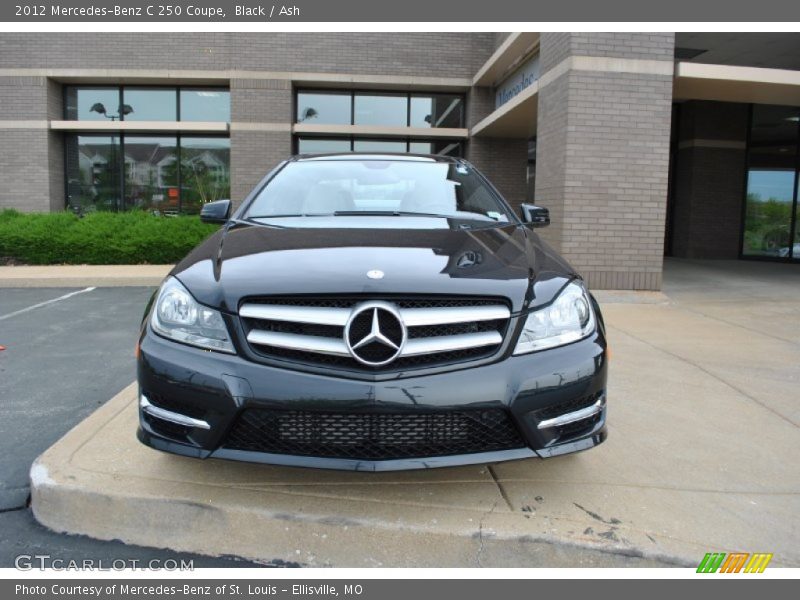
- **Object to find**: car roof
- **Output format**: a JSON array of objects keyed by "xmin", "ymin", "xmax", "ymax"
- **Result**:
[{"xmin": 292, "ymin": 152, "xmax": 463, "ymax": 164}]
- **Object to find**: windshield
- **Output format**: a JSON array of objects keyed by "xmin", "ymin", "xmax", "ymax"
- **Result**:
[{"xmin": 245, "ymin": 159, "xmax": 513, "ymax": 223}]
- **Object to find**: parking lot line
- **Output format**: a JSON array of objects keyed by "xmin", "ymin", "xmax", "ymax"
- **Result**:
[{"xmin": 0, "ymin": 287, "xmax": 96, "ymax": 322}]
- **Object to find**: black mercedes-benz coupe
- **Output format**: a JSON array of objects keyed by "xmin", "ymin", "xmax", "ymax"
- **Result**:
[{"xmin": 136, "ymin": 153, "xmax": 607, "ymax": 471}]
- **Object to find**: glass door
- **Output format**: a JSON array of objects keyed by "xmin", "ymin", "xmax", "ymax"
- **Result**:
[{"xmin": 742, "ymin": 105, "xmax": 800, "ymax": 260}]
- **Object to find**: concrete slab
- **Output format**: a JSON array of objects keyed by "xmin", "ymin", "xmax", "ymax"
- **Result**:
[
  {"xmin": 28, "ymin": 259, "xmax": 800, "ymax": 567},
  {"xmin": 30, "ymin": 384, "xmax": 684, "ymax": 567},
  {"xmin": 0, "ymin": 265, "xmax": 171, "ymax": 287}
]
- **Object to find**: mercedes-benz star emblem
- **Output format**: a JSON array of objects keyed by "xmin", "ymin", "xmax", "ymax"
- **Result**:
[
  {"xmin": 344, "ymin": 301, "xmax": 406, "ymax": 366},
  {"xmin": 366, "ymin": 269, "xmax": 385, "ymax": 280}
]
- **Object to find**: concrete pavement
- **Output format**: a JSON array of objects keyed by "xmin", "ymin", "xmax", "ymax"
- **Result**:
[{"xmin": 27, "ymin": 259, "xmax": 800, "ymax": 567}]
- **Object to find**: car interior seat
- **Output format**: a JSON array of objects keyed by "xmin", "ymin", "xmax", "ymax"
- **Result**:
[
  {"xmin": 399, "ymin": 179, "xmax": 456, "ymax": 215},
  {"xmin": 302, "ymin": 184, "xmax": 356, "ymax": 214}
]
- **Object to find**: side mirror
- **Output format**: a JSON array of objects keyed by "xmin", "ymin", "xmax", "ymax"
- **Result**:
[
  {"xmin": 200, "ymin": 199, "xmax": 231, "ymax": 224},
  {"xmin": 520, "ymin": 203, "xmax": 550, "ymax": 228}
]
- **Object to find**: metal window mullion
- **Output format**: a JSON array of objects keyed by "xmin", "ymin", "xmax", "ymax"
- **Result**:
[
  {"xmin": 790, "ymin": 106, "xmax": 800, "ymax": 260},
  {"xmin": 177, "ymin": 134, "xmax": 182, "ymax": 213},
  {"xmin": 739, "ymin": 103, "xmax": 754, "ymax": 259},
  {"xmin": 118, "ymin": 132, "xmax": 125, "ymax": 211}
]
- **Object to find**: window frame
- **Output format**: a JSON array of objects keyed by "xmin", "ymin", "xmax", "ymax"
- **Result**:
[
  {"xmin": 739, "ymin": 103, "xmax": 800, "ymax": 262},
  {"xmin": 63, "ymin": 132, "xmax": 230, "ymax": 213},
  {"xmin": 63, "ymin": 85, "xmax": 230, "ymax": 123},
  {"xmin": 294, "ymin": 88, "xmax": 466, "ymax": 129},
  {"xmin": 295, "ymin": 136, "xmax": 463, "ymax": 158}
]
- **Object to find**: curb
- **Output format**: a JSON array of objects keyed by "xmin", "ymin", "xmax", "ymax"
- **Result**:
[
  {"xmin": 0, "ymin": 265, "xmax": 172, "ymax": 288},
  {"xmin": 30, "ymin": 385, "xmax": 693, "ymax": 568}
]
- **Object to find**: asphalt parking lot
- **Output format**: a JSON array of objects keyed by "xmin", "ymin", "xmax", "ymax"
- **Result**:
[
  {"xmin": 3, "ymin": 259, "xmax": 800, "ymax": 567},
  {"xmin": 0, "ymin": 286, "xmax": 258, "ymax": 567}
]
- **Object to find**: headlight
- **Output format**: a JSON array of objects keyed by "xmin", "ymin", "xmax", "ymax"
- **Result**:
[
  {"xmin": 150, "ymin": 277, "xmax": 235, "ymax": 354},
  {"xmin": 513, "ymin": 281, "xmax": 596, "ymax": 354}
]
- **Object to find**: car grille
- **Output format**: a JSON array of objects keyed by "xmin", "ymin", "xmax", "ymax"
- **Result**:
[
  {"xmin": 222, "ymin": 408, "xmax": 526, "ymax": 460},
  {"xmin": 239, "ymin": 296, "xmax": 511, "ymax": 373}
]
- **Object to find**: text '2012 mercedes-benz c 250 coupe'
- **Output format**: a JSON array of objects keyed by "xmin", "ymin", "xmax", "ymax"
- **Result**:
[{"xmin": 136, "ymin": 153, "xmax": 608, "ymax": 471}]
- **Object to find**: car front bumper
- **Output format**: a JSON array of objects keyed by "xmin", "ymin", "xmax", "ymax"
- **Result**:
[{"xmin": 136, "ymin": 325, "xmax": 608, "ymax": 471}]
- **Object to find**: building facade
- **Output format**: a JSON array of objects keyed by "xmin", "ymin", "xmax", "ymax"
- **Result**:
[{"xmin": 1, "ymin": 32, "xmax": 799, "ymax": 289}]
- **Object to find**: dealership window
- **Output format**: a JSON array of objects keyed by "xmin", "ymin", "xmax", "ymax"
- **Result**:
[
  {"xmin": 742, "ymin": 105, "xmax": 800, "ymax": 260},
  {"xmin": 297, "ymin": 137, "xmax": 463, "ymax": 157},
  {"xmin": 353, "ymin": 93, "xmax": 407, "ymax": 126},
  {"xmin": 123, "ymin": 88, "xmax": 178, "ymax": 121},
  {"xmin": 64, "ymin": 86, "xmax": 230, "ymax": 122},
  {"xmin": 64, "ymin": 88, "xmax": 123, "ymax": 121},
  {"xmin": 65, "ymin": 134, "xmax": 230, "ymax": 214},
  {"xmin": 180, "ymin": 89, "xmax": 231, "ymax": 122},
  {"xmin": 295, "ymin": 90, "xmax": 465, "ymax": 128},
  {"xmin": 408, "ymin": 140, "xmax": 463, "ymax": 156},
  {"xmin": 65, "ymin": 134, "xmax": 122, "ymax": 211},
  {"xmin": 353, "ymin": 138, "xmax": 407, "ymax": 152},
  {"xmin": 294, "ymin": 90, "xmax": 465, "ymax": 159},
  {"xmin": 409, "ymin": 94, "xmax": 464, "ymax": 128},
  {"xmin": 296, "ymin": 91, "xmax": 351, "ymax": 124}
]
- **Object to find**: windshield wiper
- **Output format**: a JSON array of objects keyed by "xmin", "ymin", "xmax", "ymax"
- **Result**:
[
  {"xmin": 244, "ymin": 215, "xmax": 302, "ymax": 228},
  {"xmin": 247, "ymin": 213, "xmax": 327, "ymax": 218},
  {"xmin": 331, "ymin": 210, "xmax": 452, "ymax": 218}
]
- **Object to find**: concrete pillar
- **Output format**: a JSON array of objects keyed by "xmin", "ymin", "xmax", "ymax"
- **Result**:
[
  {"xmin": 465, "ymin": 86, "xmax": 529, "ymax": 213},
  {"xmin": 670, "ymin": 100, "xmax": 748, "ymax": 259},
  {"xmin": 0, "ymin": 76, "xmax": 64, "ymax": 212},
  {"xmin": 535, "ymin": 33, "xmax": 675, "ymax": 290},
  {"xmin": 229, "ymin": 78, "xmax": 293, "ymax": 207}
]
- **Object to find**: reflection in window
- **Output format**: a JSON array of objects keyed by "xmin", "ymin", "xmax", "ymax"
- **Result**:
[
  {"xmin": 410, "ymin": 95, "xmax": 464, "ymax": 128},
  {"xmin": 65, "ymin": 135, "xmax": 122, "ymax": 210},
  {"xmin": 122, "ymin": 88, "xmax": 177, "ymax": 121},
  {"xmin": 295, "ymin": 138, "xmax": 464, "ymax": 157},
  {"xmin": 296, "ymin": 90, "xmax": 465, "ymax": 129},
  {"xmin": 180, "ymin": 89, "xmax": 230, "ymax": 122},
  {"xmin": 64, "ymin": 88, "xmax": 123, "ymax": 121},
  {"xmin": 353, "ymin": 94, "xmax": 407, "ymax": 126},
  {"xmin": 65, "ymin": 86, "xmax": 230, "ymax": 122},
  {"xmin": 180, "ymin": 137, "xmax": 231, "ymax": 213},
  {"xmin": 408, "ymin": 141, "xmax": 462, "ymax": 157},
  {"xmin": 65, "ymin": 134, "xmax": 230, "ymax": 214},
  {"xmin": 123, "ymin": 136, "xmax": 179, "ymax": 211},
  {"xmin": 296, "ymin": 92, "xmax": 351, "ymax": 124},
  {"xmin": 743, "ymin": 105, "xmax": 800, "ymax": 259},
  {"xmin": 353, "ymin": 139, "xmax": 407, "ymax": 152}
]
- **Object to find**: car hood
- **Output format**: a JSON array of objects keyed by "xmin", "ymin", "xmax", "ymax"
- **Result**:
[{"xmin": 171, "ymin": 218, "xmax": 577, "ymax": 314}]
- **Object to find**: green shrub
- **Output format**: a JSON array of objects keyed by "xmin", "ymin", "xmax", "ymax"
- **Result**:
[{"xmin": 0, "ymin": 210, "xmax": 220, "ymax": 265}]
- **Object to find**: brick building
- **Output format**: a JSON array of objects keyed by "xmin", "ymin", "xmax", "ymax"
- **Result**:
[{"xmin": 1, "ymin": 32, "xmax": 799, "ymax": 289}]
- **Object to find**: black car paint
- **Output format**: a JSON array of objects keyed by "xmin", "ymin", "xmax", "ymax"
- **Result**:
[{"xmin": 137, "ymin": 154, "xmax": 608, "ymax": 470}]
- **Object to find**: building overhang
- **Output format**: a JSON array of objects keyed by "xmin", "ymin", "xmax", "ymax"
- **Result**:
[
  {"xmin": 469, "ymin": 82, "xmax": 538, "ymax": 139},
  {"xmin": 473, "ymin": 32, "xmax": 540, "ymax": 87},
  {"xmin": 674, "ymin": 62, "xmax": 800, "ymax": 106}
]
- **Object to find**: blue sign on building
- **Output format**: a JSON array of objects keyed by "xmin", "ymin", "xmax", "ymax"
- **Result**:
[{"xmin": 495, "ymin": 54, "xmax": 541, "ymax": 109}]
